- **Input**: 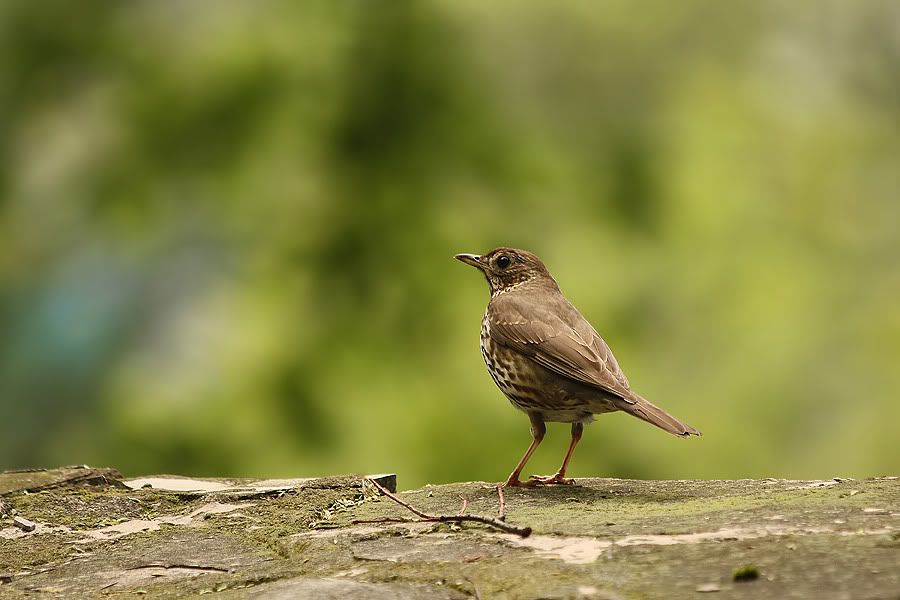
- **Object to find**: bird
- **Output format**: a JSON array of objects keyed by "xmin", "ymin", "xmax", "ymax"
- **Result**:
[{"xmin": 455, "ymin": 247, "xmax": 700, "ymax": 487}]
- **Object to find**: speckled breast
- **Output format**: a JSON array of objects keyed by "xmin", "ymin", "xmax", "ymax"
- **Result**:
[
  {"xmin": 479, "ymin": 312, "xmax": 611, "ymax": 423},
  {"xmin": 479, "ymin": 313, "xmax": 563, "ymax": 415}
]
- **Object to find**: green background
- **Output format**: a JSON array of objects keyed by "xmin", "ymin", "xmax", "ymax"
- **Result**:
[{"xmin": 2, "ymin": 0, "xmax": 897, "ymax": 488}]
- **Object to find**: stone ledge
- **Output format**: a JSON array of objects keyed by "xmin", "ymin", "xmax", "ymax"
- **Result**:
[{"xmin": 0, "ymin": 467, "xmax": 897, "ymax": 598}]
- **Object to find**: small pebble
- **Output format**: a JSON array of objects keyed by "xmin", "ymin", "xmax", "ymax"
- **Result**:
[
  {"xmin": 696, "ymin": 583, "xmax": 720, "ymax": 592},
  {"xmin": 12, "ymin": 516, "xmax": 36, "ymax": 532}
]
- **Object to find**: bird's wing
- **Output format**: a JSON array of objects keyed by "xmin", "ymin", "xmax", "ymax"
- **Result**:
[{"xmin": 487, "ymin": 292, "xmax": 633, "ymax": 402}]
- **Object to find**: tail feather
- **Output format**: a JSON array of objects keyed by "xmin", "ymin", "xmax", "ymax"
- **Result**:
[{"xmin": 614, "ymin": 392, "xmax": 701, "ymax": 437}]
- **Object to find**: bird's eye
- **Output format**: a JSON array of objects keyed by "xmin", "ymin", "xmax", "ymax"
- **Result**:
[{"xmin": 496, "ymin": 255, "xmax": 511, "ymax": 269}]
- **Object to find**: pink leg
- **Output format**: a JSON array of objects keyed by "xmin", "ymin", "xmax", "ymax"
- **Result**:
[{"xmin": 503, "ymin": 415, "xmax": 546, "ymax": 487}]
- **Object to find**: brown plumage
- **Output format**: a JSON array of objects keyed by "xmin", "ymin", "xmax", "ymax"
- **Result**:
[{"xmin": 456, "ymin": 247, "xmax": 700, "ymax": 487}]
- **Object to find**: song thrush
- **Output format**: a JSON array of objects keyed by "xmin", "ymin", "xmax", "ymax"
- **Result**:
[{"xmin": 455, "ymin": 247, "xmax": 700, "ymax": 487}]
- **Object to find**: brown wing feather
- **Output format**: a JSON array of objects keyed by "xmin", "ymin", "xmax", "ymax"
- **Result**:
[
  {"xmin": 488, "ymin": 288, "xmax": 701, "ymax": 437},
  {"xmin": 487, "ymin": 291, "xmax": 633, "ymax": 401}
]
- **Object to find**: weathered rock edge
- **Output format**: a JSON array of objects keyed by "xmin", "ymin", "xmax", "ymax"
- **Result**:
[{"xmin": 1, "ymin": 468, "xmax": 898, "ymax": 599}]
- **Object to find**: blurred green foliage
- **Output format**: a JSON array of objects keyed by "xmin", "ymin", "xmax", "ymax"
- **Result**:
[{"xmin": 1, "ymin": 0, "xmax": 898, "ymax": 487}]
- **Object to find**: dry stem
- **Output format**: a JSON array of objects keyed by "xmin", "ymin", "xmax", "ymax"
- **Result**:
[{"xmin": 363, "ymin": 478, "xmax": 531, "ymax": 537}]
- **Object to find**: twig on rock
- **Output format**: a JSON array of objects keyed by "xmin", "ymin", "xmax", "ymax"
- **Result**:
[
  {"xmin": 496, "ymin": 484, "xmax": 507, "ymax": 521},
  {"xmin": 351, "ymin": 516, "xmax": 417, "ymax": 525},
  {"xmin": 364, "ymin": 478, "xmax": 531, "ymax": 538},
  {"xmin": 124, "ymin": 563, "xmax": 230, "ymax": 573},
  {"xmin": 465, "ymin": 576, "xmax": 483, "ymax": 600},
  {"xmin": 458, "ymin": 495, "xmax": 469, "ymax": 515}
]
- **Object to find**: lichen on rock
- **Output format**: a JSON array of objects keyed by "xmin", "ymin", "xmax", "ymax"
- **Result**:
[{"xmin": 1, "ymin": 468, "xmax": 898, "ymax": 598}]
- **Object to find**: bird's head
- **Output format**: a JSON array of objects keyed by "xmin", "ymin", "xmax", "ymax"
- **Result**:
[{"xmin": 454, "ymin": 247, "xmax": 555, "ymax": 296}]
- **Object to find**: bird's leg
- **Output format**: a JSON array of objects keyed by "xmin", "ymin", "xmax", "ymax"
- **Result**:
[
  {"xmin": 503, "ymin": 415, "xmax": 546, "ymax": 487},
  {"xmin": 528, "ymin": 422, "xmax": 584, "ymax": 485}
]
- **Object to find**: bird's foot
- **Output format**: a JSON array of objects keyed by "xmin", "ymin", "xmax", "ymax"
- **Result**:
[{"xmin": 526, "ymin": 473, "xmax": 575, "ymax": 486}]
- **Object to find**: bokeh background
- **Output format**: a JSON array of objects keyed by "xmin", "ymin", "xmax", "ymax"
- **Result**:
[{"xmin": 1, "ymin": 0, "xmax": 898, "ymax": 488}]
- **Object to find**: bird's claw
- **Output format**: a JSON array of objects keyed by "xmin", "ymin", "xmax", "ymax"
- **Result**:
[{"xmin": 526, "ymin": 474, "xmax": 575, "ymax": 486}]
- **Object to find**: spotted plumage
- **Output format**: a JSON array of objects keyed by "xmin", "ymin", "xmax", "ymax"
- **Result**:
[{"xmin": 456, "ymin": 247, "xmax": 701, "ymax": 487}]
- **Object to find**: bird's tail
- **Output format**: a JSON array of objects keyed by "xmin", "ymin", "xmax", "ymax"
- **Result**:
[{"xmin": 614, "ymin": 392, "xmax": 701, "ymax": 437}]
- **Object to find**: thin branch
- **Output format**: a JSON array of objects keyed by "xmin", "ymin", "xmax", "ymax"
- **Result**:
[
  {"xmin": 465, "ymin": 576, "xmax": 482, "ymax": 600},
  {"xmin": 496, "ymin": 484, "xmax": 507, "ymax": 521},
  {"xmin": 124, "ymin": 563, "xmax": 230, "ymax": 573},
  {"xmin": 351, "ymin": 517, "xmax": 417, "ymax": 525},
  {"xmin": 365, "ymin": 478, "xmax": 531, "ymax": 538}
]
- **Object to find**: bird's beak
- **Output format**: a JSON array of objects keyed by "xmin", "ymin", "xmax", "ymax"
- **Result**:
[{"xmin": 454, "ymin": 253, "xmax": 484, "ymax": 270}]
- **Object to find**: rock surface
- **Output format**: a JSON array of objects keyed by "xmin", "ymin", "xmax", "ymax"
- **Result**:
[{"xmin": 0, "ymin": 467, "xmax": 898, "ymax": 598}]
